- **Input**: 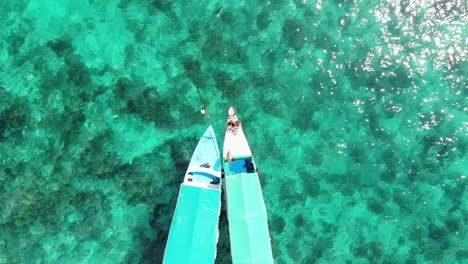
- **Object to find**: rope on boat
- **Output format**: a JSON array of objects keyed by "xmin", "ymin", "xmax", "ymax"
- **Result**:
[{"xmin": 195, "ymin": 85, "xmax": 212, "ymax": 121}]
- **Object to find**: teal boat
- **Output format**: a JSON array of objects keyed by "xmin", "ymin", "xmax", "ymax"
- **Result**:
[
  {"xmin": 163, "ymin": 125, "xmax": 222, "ymax": 264},
  {"xmin": 223, "ymin": 107, "xmax": 274, "ymax": 264}
]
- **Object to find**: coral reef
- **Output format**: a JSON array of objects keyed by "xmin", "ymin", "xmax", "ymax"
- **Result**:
[{"xmin": 0, "ymin": 0, "xmax": 466, "ymax": 263}]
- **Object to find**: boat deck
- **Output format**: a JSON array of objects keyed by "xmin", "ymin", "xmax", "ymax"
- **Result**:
[
  {"xmin": 163, "ymin": 183, "xmax": 221, "ymax": 264},
  {"xmin": 224, "ymin": 172, "xmax": 274, "ymax": 264}
]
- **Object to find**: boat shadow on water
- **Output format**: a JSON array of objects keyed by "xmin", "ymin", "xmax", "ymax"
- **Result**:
[
  {"xmin": 141, "ymin": 203, "xmax": 171, "ymax": 263},
  {"xmin": 140, "ymin": 137, "xmax": 197, "ymax": 263}
]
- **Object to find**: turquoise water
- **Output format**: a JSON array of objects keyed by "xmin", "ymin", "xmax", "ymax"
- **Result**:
[{"xmin": 0, "ymin": 0, "xmax": 466, "ymax": 263}]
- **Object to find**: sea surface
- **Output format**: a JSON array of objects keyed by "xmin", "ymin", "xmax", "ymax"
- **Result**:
[{"xmin": 0, "ymin": 0, "xmax": 466, "ymax": 263}]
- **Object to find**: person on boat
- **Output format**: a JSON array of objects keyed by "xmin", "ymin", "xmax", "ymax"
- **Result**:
[
  {"xmin": 226, "ymin": 120, "xmax": 241, "ymax": 134},
  {"xmin": 227, "ymin": 150, "xmax": 234, "ymax": 166},
  {"xmin": 226, "ymin": 107, "xmax": 241, "ymax": 135}
]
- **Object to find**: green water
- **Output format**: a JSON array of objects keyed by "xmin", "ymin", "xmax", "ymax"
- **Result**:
[{"xmin": 0, "ymin": 0, "xmax": 466, "ymax": 263}]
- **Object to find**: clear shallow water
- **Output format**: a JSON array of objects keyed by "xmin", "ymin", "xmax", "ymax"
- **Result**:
[{"xmin": 0, "ymin": 0, "xmax": 466, "ymax": 263}]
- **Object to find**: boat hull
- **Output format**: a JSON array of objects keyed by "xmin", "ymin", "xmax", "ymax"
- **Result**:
[
  {"xmin": 225, "ymin": 172, "xmax": 274, "ymax": 264},
  {"xmin": 223, "ymin": 108, "xmax": 274, "ymax": 264},
  {"xmin": 163, "ymin": 184, "xmax": 221, "ymax": 264},
  {"xmin": 163, "ymin": 125, "xmax": 222, "ymax": 264}
]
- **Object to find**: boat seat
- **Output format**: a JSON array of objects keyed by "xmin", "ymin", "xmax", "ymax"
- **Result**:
[
  {"xmin": 229, "ymin": 159, "xmax": 255, "ymax": 174},
  {"xmin": 186, "ymin": 166, "xmax": 221, "ymax": 184}
]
